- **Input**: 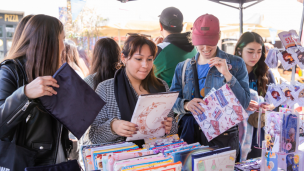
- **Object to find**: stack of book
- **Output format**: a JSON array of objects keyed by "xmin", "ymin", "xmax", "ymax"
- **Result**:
[{"xmin": 80, "ymin": 134, "xmax": 236, "ymax": 171}]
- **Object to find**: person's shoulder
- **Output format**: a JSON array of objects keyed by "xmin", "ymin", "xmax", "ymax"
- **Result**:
[
  {"xmin": 84, "ymin": 74, "xmax": 94, "ymax": 80},
  {"xmin": 84, "ymin": 74, "xmax": 95, "ymax": 85},
  {"xmin": 217, "ymin": 49, "xmax": 241, "ymax": 60},
  {"xmin": 0, "ymin": 60, "xmax": 17, "ymax": 82},
  {"xmin": 0, "ymin": 58, "xmax": 26, "ymax": 81},
  {"xmin": 95, "ymin": 78, "xmax": 114, "ymax": 94},
  {"xmin": 157, "ymin": 42, "xmax": 171, "ymax": 50},
  {"xmin": 157, "ymin": 78, "xmax": 170, "ymax": 91},
  {"xmin": 226, "ymin": 53, "xmax": 243, "ymax": 62},
  {"xmin": 222, "ymin": 51, "xmax": 245, "ymax": 68},
  {"xmin": 99, "ymin": 78, "xmax": 114, "ymax": 87}
]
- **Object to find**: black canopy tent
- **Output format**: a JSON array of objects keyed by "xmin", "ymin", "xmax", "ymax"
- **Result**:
[
  {"xmin": 118, "ymin": 0, "xmax": 136, "ymax": 2},
  {"xmin": 118, "ymin": 0, "xmax": 304, "ymax": 41},
  {"xmin": 208, "ymin": 0, "xmax": 264, "ymax": 34}
]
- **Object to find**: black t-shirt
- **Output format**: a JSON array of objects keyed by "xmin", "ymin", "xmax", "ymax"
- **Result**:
[{"xmin": 248, "ymin": 69, "xmax": 275, "ymax": 94}]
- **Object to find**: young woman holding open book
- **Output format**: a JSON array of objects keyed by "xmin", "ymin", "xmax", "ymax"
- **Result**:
[{"xmin": 88, "ymin": 34, "xmax": 178, "ymax": 146}]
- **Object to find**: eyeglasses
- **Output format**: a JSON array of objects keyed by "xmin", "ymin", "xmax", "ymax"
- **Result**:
[{"xmin": 126, "ymin": 33, "xmax": 151, "ymax": 39}]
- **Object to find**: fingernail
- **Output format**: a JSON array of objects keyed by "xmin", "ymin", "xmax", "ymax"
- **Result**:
[
  {"xmin": 136, "ymin": 128, "xmax": 139, "ymax": 131},
  {"xmin": 164, "ymin": 117, "xmax": 167, "ymax": 120},
  {"xmin": 161, "ymin": 121, "xmax": 164, "ymax": 124}
]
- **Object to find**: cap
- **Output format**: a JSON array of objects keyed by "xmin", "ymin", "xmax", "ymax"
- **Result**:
[
  {"xmin": 159, "ymin": 7, "xmax": 183, "ymax": 29},
  {"xmin": 192, "ymin": 14, "xmax": 220, "ymax": 46}
]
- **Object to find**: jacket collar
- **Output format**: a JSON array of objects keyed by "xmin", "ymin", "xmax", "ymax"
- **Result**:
[{"xmin": 194, "ymin": 47, "xmax": 231, "ymax": 63}]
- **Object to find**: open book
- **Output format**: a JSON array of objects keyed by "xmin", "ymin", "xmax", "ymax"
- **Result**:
[{"xmin": 126, "ymin": 92, "xmax": 179, "ymax": 141}]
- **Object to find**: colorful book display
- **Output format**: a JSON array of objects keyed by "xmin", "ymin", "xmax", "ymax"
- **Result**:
[
  {"xmin": 80, "ymin": 134, "xmax": 236, "ymax": 171},
  {"xmin": 262, "ymin": 109, "xmax": 303, "ymax": 171}
]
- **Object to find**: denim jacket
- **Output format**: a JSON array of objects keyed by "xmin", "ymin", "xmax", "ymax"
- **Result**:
[{"xmin": 170, "ymin": 48, "xmax": 250, "ymax": 122}]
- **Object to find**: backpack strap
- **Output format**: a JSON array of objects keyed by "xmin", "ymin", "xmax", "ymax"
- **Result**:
[{"xmin": 182, "ymin": 59, "xmax": 191, "ymax": 90}]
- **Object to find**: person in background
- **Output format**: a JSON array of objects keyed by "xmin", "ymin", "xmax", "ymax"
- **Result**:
[
  {"xmin": 153, "ymin": 7, "xmax": 196, "ymax": 87},
  {"xmin": 78, "ymin": 38, "xmax": 121, "ymax": 169},
  {"xmin": 0, "ymin": 14, "xmax": 70, "ymax": 166},
  {"xmin": 61, "ymin": 41, "xmax": 89, "ymax": 78},
  {"xmin": 89, "ymin": 35, "xmax": 177, "ymax": 147},
  {"xmin": 61, "ymin": 41, "xmax": 90, "ymax": 161},
  {"xmin": 5, "ymin": 14, "xmax": 34, "ymax": 58},
  {"xmin": 170, "ymin": 14, "xmax": 250, "ymax": 158},
  {"xmin": 234, "ymin": 32, "xmax": 276, "ymax": 160},
  {"xmin": 78, "ymin": 47, "xmax": 91, "ymax": 69},
  {"xmin": 84, "ymin": 38, "xmax": 120, "ymax": 90}
]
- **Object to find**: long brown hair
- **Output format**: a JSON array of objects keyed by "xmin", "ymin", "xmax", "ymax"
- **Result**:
[
  {"xmin": 91, "ymin": 38, "xmax": 120, "ymax": 90},
  {"xmin": 61, "ymin": 42, "xmax": 80, "ymax": 67},
  {"xmin": 6, "ymin": 14, "xmax": 64, "ymax": 82},
  {"xmin": 7, "ymin": 15, "xmax": 34, "ymax": 57},
  {"xmin": 234, "ymin": 32, "xmax": 268, "ymax": 96},
  {"xmin": 120, "ymin": 35, "xmax": 162, "ymax": 91}
]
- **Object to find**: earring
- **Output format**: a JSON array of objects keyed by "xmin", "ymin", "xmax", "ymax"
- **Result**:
[{"xmin": 238, "ymin": 51, "xmax": 242, "ymax": 55}]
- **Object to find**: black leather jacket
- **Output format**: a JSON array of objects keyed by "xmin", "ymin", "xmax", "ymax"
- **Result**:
[{"xmin": 0, "ymin": 57, "xmax": 72, "ymax": 166}]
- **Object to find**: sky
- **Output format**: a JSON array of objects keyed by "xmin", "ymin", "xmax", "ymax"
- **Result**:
[{"xmin": 1, "ymin": 0, "xmax": 303, "ymax": 32}]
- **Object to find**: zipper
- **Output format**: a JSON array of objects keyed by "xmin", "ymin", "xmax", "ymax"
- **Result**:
[{"xmin": 7, "ymin": 100, "xmax": 31, "ymax": 124}]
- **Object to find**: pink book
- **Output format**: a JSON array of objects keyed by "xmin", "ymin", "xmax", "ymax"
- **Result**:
[
  {"xmin": 107, "ymin": 150, "xmax": 154, "ymax": 171},
  {"xmin": 114, "ymin": 154, "xmax": 163, "ymax": 171}
]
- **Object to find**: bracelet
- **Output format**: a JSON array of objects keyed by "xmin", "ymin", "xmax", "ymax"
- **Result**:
[{"xmin": 110, "ymin": 118, "xmax": 118, "ymax": 135}]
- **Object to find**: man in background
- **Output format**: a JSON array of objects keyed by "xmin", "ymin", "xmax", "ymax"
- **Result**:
[{"xmin": 153, "ymin": 7, "xmax": 197, "ymax": 87}]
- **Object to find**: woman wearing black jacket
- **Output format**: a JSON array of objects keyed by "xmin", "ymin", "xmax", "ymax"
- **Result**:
[{"xmin": 0, "ymin": 15, "xmax": 71, "ymax": 167}]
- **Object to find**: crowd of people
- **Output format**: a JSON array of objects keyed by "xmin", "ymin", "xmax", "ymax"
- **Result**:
[{"xmin": 0, "ymin": 6, "xmax": 282, "ymax": 169}]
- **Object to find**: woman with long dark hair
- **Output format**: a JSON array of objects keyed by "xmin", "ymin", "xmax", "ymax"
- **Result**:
[
  {"xmin": 5, "ymin": 14, "xmax": 34, "ymax": 57},
  {"xmin": 79, "ymin": 38, "xmax": 120, "ymax": 166},
  {"xmin": 88, "ymin": 35, "xmax": 177, "ymax": 146},
  {"xmin": 0, "ymin": 15, "xmax": 71, "ymax": 167},
  {"xmin": 84, "ymin": 38, "xmax": 120, "ymax": 90},
  {"xmin": 234, "ymin": 32, "xmax": 275, "ymax": 160}
]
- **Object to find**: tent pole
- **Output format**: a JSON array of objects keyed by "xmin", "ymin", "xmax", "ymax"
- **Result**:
[
  {"xmin": 300, "ymin": 0, "xmax": 304, "ymax": 40},
  {"xmin": 239, "ymin": 1, "xmax": 243, "ymax": 35}
]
